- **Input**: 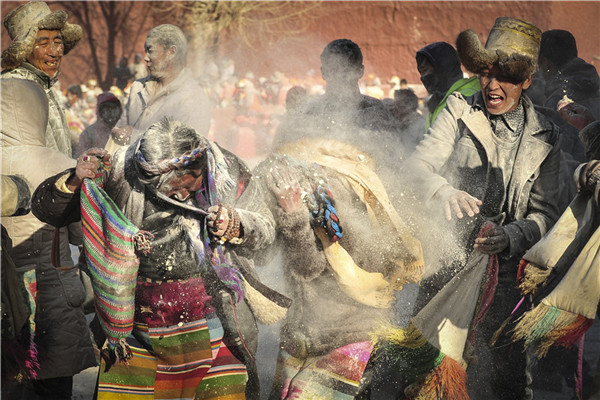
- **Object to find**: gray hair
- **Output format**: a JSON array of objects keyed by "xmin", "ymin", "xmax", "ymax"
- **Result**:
[
  {"xmin": 146, "ymin": 24, "xmax": 188, "ymax": 67},
  {"xmin": 139, "ymin": 117, "xmax": 203, "ymax": 165}
]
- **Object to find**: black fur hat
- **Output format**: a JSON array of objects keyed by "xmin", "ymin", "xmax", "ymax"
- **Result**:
[{"xmin": 456, "ymin": 17, "xmax": 541, "ymax": 83}]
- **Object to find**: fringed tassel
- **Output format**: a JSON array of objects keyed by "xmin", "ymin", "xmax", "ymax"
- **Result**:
[
  {"xmin": 517, "ymin": 261, "xmax": 552, "ymax": 295},
  {"xmin": 2, "ymin": 331, "xmax": 40, "ymax": 382},
  {"xmin": 409, "ymin": 356, "xmax": 469, "ymax": 400},
  {"xmin": 371, "ymin": 322, "xmax": 428, "ymax": 350},
  {"xmin": 490, "ymin": 296, "xmax": 525, "ymax": 346},
  {"xmin": 370, "ymin": 323, "xmax": 469, "ymax": 399},
  {"xmin": 391, "ymin": 258, "xmax": 425, "ymax": 291},
  {"xmin": 113, "ymin": 338, "xmax": 133, "ymax": 364},
  {"xmin": 23, "ymin": 331, "xmax": 39, "ymax": 380},
  {"xmin": 575, "ymin": 335, "xmax": 585, "ymax": 400},
  {"xmin": 512, "ymin": 303, "xmax": 593, "ymax": 357}
]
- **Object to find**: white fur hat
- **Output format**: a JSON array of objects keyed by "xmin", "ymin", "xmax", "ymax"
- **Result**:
[{"xmin": 2, "ymin": 2, "xmax": 82, "ymax": 70}]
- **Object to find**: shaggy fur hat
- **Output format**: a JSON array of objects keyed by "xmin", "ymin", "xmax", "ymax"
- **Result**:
[
  {"xmin": 456, "ymin": 17, "xmax": 541, "ymax": 83},
  {"xmin": 2, "ymin": 2, "xmax": 82, "ymax": 70}
]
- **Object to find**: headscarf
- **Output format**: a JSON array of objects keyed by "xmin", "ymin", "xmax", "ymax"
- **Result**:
[{"xmin": 132, "ymin": 118, "xmax": 243, "ymax": 301}]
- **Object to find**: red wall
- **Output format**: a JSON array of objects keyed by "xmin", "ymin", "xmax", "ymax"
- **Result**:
[
  {"xmin": 2, "ymin": 1, "xmax": 599, "ymax": 87},
  {"xmin": 219, "ymin": 1, "xmax": 600, "ymax": 84}
]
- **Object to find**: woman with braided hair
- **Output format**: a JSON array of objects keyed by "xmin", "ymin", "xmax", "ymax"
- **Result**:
[{"xmin": 31, "ymin": 117, "xmax": 289, "ymax": 399}]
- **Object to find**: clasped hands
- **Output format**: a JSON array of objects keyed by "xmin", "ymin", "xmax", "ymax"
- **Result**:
[{"xmin": 435, "ymin": 184, "xmax": 508, "ymax": 254}]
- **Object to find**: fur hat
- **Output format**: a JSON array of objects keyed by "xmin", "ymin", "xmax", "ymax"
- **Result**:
[
  {"xmin": 456, "ymin": 17, "xmax": 541, "ymax": 83},
  {"xmin": 2, "ymin": 2, "xmax": 82, "ymax": 70}
]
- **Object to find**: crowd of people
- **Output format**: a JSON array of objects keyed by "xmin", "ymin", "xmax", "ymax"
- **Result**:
[{"xmin": 1, "ymin": 2, "xmax": 599, "ymax": 400}]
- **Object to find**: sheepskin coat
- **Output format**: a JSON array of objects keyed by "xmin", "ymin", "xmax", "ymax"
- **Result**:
[
  {"xmin": 405, "ymin": 91, "xmax": 566, "ymax": 259},
  {"xmin": 258, "ymin": 165, "xmax": 410, "ymax": 358},
  {"xmin": 2, "ymin": 63, "xmax": 72, "ymax": 156}
]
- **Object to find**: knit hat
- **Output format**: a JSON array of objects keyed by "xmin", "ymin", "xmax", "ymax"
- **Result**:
[
  {"xmin": 2, "ymin": 2, "xmax": 82, "ymax": 70},
  {"xmin": 456, "ymin": 17, "xmax": 541, "ymax": 83},
  {"xmin": 96, "ymin": 92, "xmax": 121, "ymax": 113}
]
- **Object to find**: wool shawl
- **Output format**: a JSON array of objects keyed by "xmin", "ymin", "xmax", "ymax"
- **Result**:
[
  {"xmin": 276, "ymin": 138, "xmax": 425, "ymax": 289},
  {"xmin": 80, "ymin": 178, "xmax": 151, "ymax": 363},
  {"xmin": 513, "ymin": 186, "xmax": 600, "ymax": 356}
]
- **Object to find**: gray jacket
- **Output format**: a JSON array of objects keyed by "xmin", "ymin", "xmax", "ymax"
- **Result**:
[
  {"xmin": 120, "ymin": 68, "xmax": 211, "ymax": 142},
  {"xmin": 405, "ymin": 92, "xmax": 565, "ymax": 258}
]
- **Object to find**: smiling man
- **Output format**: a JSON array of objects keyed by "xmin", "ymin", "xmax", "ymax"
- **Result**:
[
  {"xmin": 403, "ymin": 17, "xmax": 568, "ymax": 399},
  {"xmin": 2, "ymin": 1, "xmax": 82, "ymax": 157},
  {"xmin": 1, "ymin": 4, "xmax": 96, "ymax": 399}
]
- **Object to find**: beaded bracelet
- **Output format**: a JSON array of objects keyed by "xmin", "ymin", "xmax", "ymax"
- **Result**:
[{"xmin": 222, "ymin": 208, "xmax": 241, "ymax": 240}]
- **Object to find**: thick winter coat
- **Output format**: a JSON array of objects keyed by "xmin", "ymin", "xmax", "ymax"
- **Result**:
[
  {"xmin": 0, "ymin": 77, "xmax": 96, "ymax": 380},
  {"xmin": 271, "ymin": 171, "xmax": 406, "ymax": 356},
  {"xmin": 254, "ymin": 143, "xmax": 423, "ymax": 359},
  {"xmin": 121, "ymin": 68, "xmax": 211, "ymax": 142},
  {"xmin": 405, "ymin": 91, "xmax": 565, "ymax": 258},
  {"xmin": 2, "ymin": 63, "xmax": 72, "ymax": 156},
  {"xmin": 404, "ymin": 90, "xmax": 568, "ymax": 400},
  {"xmin": 32, "ymin": 140, "xmax": 279, "ymax": 398}
]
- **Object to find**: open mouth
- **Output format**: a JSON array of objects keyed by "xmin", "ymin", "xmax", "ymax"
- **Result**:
[{"xmin": 487, "ymin": 93, "xmax": 504, "ymax": 106}]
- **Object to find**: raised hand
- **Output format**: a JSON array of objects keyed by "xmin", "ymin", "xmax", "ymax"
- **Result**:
[
  {"xmin": 434, "ymin": 184, "xmax": 482, "ymax": 221},
  {"xmin": 265, "ymin": 156, "xmax": 306, "ymax": 213}
]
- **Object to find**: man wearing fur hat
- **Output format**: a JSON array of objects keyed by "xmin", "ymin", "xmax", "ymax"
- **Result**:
[
  {"xmin": 404, "ymin": 17, "xmax": 568, "ymax": 399},
  {"xmin": 1, "ymin": 3, "xmax": 96, "ymax": 399},
  {"xmin": 2, "ymin": 1, "xmax": 82, "ymax": 157}
]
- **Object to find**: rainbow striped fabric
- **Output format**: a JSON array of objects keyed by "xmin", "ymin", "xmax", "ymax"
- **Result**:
[
  {"xmin": 97, "ymin": 317, "xmax": 248, "ymax": 399},
  {"xmin": 272, "ymin": 341, "xmax": 372, "ymax": 399},
  {"xmin": 81, "ymin": 178, "xmax": 141, "ymax": 361}
]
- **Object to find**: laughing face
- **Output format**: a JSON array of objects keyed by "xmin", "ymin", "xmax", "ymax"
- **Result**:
[
  {"xmin": 479, "ymin": 65, "xmax": 532, "ymax": 115},
  {"xmin": 27, "ymin": 29, "xmax": 64, "ymax": 78}
]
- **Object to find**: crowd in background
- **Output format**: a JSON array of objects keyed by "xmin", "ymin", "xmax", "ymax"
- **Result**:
[{"xmin": 59, "ymin": 60, "xmax": 429, "ymax": 163}]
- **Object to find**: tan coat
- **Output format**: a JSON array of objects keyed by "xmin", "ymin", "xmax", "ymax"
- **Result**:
[{"xmin": 1, "ymin": 77, "xmax": 96, "ymax": 379}]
